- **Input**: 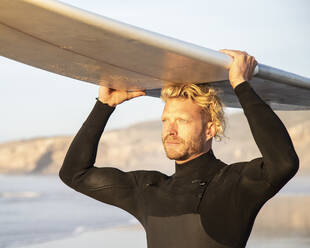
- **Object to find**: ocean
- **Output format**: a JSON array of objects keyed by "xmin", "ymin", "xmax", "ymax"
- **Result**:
[{"xmin": 0, "ymin": 174, "xmax": 309, "ymax": 248}]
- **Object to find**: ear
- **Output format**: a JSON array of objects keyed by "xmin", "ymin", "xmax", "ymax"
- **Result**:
[{"xmin": 205, "ymin": 121, "xmax": 217, "ymax": 141}]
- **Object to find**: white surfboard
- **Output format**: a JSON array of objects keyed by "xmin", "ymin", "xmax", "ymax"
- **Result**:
[{"xmin": 0, "ymin": 0, "xmax": 309, "ymax": 110}]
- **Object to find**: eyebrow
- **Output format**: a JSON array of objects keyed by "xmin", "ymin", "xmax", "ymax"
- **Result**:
[{"xmin": 161, "ymin": 115, "xmax": 191, "ymax": 120}]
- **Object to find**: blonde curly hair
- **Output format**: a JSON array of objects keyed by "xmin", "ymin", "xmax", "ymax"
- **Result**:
[{"xmin": 160, "ymin": 83, "xmax": 226, "ymax": 142}]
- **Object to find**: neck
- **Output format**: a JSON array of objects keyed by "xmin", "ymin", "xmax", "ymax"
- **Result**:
[
  {"xmin": 176, "ymin": 141, "xmax": 212, "ymax": 165},
  {"xmin": 175, "ymin": 151, "xmax": 209, "ymax": 165}
]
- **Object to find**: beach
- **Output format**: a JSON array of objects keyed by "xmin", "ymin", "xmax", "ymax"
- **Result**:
[
  {"xmin": 20, "ymin": 224, "xmax": 147, "ymax": 248},
  {"xmin": 20, "ymin": 224, "xmax": 310, "ymax": 248}
]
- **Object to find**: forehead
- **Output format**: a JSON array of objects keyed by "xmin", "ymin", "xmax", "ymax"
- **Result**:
[{"xmin": 162, "ymin": 98, "xmax": 203, "ymax": 118}]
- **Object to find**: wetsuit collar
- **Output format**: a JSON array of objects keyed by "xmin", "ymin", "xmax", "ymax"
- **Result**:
[{"xmin": 174, "ymin": 149, "xmax": 220, "ymax": 179}]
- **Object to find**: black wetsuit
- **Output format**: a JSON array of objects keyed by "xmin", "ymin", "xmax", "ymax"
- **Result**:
[{"xmin": 59, "ymin": 81, "xmax": 299, "ymax": 248}]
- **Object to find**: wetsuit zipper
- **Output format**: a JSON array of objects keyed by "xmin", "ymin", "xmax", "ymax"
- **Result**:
[{"xmin": 195, "ymin": 179, "xmax": 211, "ymax": 212}]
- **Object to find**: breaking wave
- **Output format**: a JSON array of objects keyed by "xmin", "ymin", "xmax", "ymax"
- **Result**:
[{"xmin": 0, "ymin": 191, "xmax": 41, "ymax": 199}]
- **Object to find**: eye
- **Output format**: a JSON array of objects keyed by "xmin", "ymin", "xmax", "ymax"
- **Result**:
[
  {"xmin": 178, "ymin": 119, "xmax": 187, "ymax": 123},
  {"xmin": 161, "ymin": 119, "xmax": 167, "ymax": 123}
]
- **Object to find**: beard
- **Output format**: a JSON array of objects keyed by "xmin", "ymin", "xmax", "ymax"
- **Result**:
[{"xmin": 162, "ymin": 131, "xmax": 206, "ymax": 161}]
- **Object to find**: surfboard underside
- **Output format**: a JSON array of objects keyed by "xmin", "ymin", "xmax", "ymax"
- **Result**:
[{"xmin": 0, "ymin": 0, "xmax": 309, "ymax": 110}]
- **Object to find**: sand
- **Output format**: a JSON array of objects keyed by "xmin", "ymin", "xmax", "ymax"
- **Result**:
[{"xmin": 20, "ymin": 224, "xmax": 146, "ymax": 248}]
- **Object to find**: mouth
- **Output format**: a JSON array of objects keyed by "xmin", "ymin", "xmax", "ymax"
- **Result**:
[
  {"xmin": 164, "ymin": 136, "xmax": 183, "ymax": 146},
  {"xmin": 165, "ymin": 140, "xmax": 181, "ymax": 145}
]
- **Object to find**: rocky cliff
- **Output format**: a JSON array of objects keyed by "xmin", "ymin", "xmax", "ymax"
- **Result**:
[{"xmin": 0, "ymin": 110, "xmax": 309, "ymax": 176}]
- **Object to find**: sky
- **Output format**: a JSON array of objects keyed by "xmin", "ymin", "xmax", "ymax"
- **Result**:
[{"xmin": 0, "ymin": 0, "xmax": 309, "ymax": 143}]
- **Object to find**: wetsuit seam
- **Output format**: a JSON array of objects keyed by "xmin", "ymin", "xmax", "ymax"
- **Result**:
[
  {"xmin": 233, "ymin": 161, "xmax": 278, "ymax": 196},
  {"xmin": 76, "ymin": 184, "xmax": 135, "ymax": 191},
  {"xmin": 196, "ymin": 164, "xmax": 229, "ymax": 212},
  {"xmin": 262, "ymin": 178, "xmax": 279, "ymax": 195},
  {"xmin": 195, "ymin": 181, "xmax": 210, "ymax": 212}
]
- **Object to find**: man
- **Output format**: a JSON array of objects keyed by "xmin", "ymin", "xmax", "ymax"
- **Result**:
[{"xmin": 59, "ymin": 50, "xmax": 299, "ymax": 248}]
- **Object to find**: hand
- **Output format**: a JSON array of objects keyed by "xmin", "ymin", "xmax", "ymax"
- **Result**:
[
  {"xmin": 219, "ymin": 49, "xmax": 258, "ymax": 89},
  {"xmin": 98, "ymin": 86, "xmax": 146, "ymax": 107}
]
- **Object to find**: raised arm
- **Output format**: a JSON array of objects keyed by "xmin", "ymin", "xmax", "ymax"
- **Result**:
[
  {"xmin": 233, "ymin": 81, "xmax": 299, "ymax": 191},
  {"xmin": 59, "ymin": 86, "xmax": 146, "ymax": 215},
  {"xmin": 220, "ymin": 49, "xmax": 299, "ymax": 193}
]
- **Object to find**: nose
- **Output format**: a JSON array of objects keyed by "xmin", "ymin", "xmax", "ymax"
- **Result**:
[{"xmin": 167, "ymin": 122, "xmax": 177, "ymax": 136}]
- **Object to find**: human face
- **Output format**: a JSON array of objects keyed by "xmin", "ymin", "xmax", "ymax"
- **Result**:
[{"xmin": 161, "ymin": 98, "xmax": 210, "ymax": 164}]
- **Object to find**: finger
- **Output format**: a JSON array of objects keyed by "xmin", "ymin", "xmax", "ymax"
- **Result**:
[
  {"xmin": 220, "ymin": 49, "xmax": 241, "ymax": 53},
  {"xmin": 251, "ymin": 58, "xmax": 258, "ymax": 78},
  {"xmin": 99, "ymin": 85, "xmax": 109, "ymax": 94},
  {"xmin": 244, "ymin": 56, "xmax": 252, "ymax": 80},
  {"xmin": 247, "ymin": 57, "xmax": 257, "ymax": 80},
  {"xmin": 127, "ymin": 91, "xmax": 146, "ymax": 99},
  {"xmin": 99, "ymin": 86, "xmax": 115, "ymax": 98},
  {"xmin": 110, "ymin": 91, "xmax": 128, "ymax": 105},
  {"xmin": 220, "ymin": 49, "xmax": 248, "ymax": 58},
  {"xmin": 219, "ymin": 49, "xmax": 235, "ymax": 58}
]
